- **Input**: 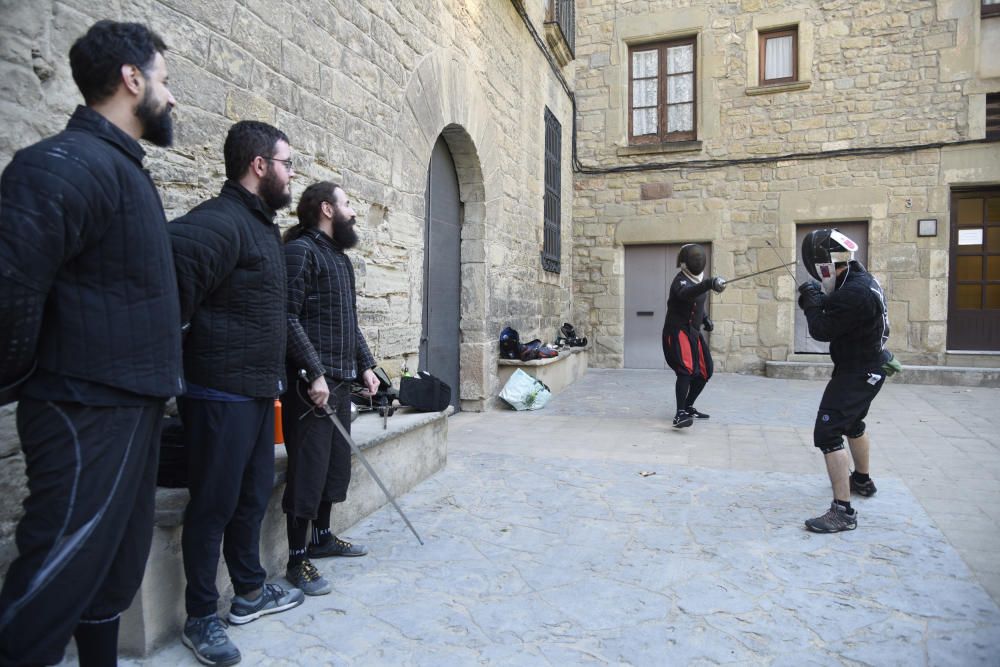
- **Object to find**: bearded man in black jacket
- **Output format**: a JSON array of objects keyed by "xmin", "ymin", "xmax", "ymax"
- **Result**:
[
  {"xmin": 0, "ymin": 21, "xmax": 182, "ymax": 667},
  {"xmin": 280, "ymin": 182, "xmax": 379, "ymax": 597},
  {"xmin": 169, "ymin": 121, "xmax": 303, "ymax": 666}
]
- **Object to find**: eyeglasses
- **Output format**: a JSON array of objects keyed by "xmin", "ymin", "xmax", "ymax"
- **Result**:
[{"xmin": 264, "ymin": 156, "xmax": 294, "ymax": 170}]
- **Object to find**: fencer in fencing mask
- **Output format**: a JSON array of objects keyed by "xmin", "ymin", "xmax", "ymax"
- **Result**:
[
  {"xmin": 677, "ymin": 243, "xmax": 707, "ymax": 281},
  {"xmin": 801, "ymin": 229, "xmax": 858, "ymax": 295}
]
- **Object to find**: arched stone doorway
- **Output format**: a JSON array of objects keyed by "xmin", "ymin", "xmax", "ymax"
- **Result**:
[{"xmin": 392, "ymin": 51, "xmax": 497, "ymax": 410}]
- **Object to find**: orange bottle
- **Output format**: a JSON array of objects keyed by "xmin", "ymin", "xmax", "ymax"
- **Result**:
[{"xmin": 274, "ymin": 398, "xmax": 284, "ymax": 446}]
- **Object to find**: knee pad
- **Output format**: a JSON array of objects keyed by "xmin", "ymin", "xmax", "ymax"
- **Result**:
[{"xmin": 814, "ymin": 411, "xmax": 845, "ymax": 453}]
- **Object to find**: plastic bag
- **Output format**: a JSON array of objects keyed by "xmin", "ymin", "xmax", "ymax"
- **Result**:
[{"xmin": 499, "ymin": 369, "xmax": 552, "ymax": 411}]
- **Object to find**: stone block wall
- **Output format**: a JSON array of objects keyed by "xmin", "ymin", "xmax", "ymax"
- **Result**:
[
  {"xmin": 571, "ymin": 0, "xmax": 1000, "ymax": 371},
  {"xmin": 0, "ymin": 0, "xmax": 576, "ymax": 579}
]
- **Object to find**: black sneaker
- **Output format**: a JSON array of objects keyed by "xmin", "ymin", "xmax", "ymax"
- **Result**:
[
  {"xmin": 182, "ymin": 615, "xmax": 240, "ymax": 666},
  {"xmin": 228, "ymin": 583, "xmax": 304, "ymax": 625},
  {"xmin": 685, "ymin": 407, "xmax": 710, "ymax": 419},
  {"xmin": 805, "ymin": 502, "xmax": 857, "ymax": 533},
  {"xmin": 672, "ymin": 410, "xmax": 693, "ymax": 429},
  {"xmin": 308, "ymin": 536, "xmax": 368, "ymax": 558},
  {"xmin": 286, "ymin": 559, "xmax": 332, "ymax": 596},
  {"xmin": 850, "ymin": 473, "xmax": 877, "ymax": 497}
]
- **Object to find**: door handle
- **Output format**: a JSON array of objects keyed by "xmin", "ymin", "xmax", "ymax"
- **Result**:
[{"xmin": 636, "ymin": 311, "xmax": 654, "ymax": 316}]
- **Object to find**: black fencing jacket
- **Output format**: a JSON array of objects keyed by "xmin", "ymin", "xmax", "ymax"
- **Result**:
[
  {"xmin": 0, "ymin": 106, "xmax": 183, "ymax": 402},
  {"xmin": 663, "ymin": 270, "xmax": 714, "ymax": 338},
  {"xmin": 284, "ymin": 229, "xmax": 375, "ymax": 382},
  {"xmin": 169, "ymin": 181, "xmax": 287, "ymax": 397},
  {"xmin": 802, "ymin": 261, "xmax": 890, "ymax": 373}
]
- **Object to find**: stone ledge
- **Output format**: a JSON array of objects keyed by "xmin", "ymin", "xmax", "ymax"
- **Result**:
[
  {"xmin": 497, "ymin": 347, "xmax": 588, "ymax": 398},
  {"xmin": 765, "ymin": 360, "xmax": 1000, "ymax": 387},
  {"xmin": 497, "ymin": 345, "xmax": 588, "ymax": 367},
  {"xmin": 121, "ymin": 405, "xmax": 450, "ymax": 656}
]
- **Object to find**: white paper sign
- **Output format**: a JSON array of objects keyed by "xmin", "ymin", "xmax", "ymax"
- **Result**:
[{"xmin": 958, "ymin": 229, "xmax": 983, "ymax": 245}]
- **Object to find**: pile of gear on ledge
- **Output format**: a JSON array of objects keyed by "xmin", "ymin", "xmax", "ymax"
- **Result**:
[{"xmin": 499, "ymin": 322, "xmax": 587, "ymax": 362}]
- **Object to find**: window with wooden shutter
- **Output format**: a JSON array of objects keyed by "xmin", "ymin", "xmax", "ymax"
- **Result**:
[
  {"xmin": 987, "ymin": 93, "xmax": 1000, "ymax": 141},
  {"xmin": 542, "ymin": 107, "xmax": 561, "ymax": 274}
]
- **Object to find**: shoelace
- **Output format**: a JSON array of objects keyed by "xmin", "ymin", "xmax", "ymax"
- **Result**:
[
  {"xmin": 201, "ymin": 616, "xmax": 229, "ymax": 645},
  {"xmin": 262, "ymin": 583, "xmax": 286, "ymax": 603},
  {"xmin": 300, "ymin": 560, "xmax": 322, "ymax": 582},
  {"xmin": 335, "ymin": 538, "xmax": 352, "ymax": 549}
]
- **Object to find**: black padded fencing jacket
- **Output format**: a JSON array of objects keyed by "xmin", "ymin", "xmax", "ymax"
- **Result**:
[
  {"xmin": 0, "ymin": 106, "xmax": 183, "ymax": 401},
  {"xmin": 801, "ymin": 261, "xmax": 890, "ymax": 373},
  {"xmin": 663, "ymin": 270, "xmax": 714, "ymax": 337},
  {"xmin": 284, "ymin": 229, "xmax": 375, "ymax": 382},
  {"xmin": 169, "ymin": 181, "xmax": 287, "ymax": 398}
]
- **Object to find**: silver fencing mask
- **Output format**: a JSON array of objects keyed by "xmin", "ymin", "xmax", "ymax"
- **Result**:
[{"xmin": 801, "ymin": 229, "xmax": 858, "ymax": 294}]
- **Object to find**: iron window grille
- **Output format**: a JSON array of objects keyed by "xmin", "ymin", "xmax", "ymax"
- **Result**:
[
  {"xmin": 545, "ymin": 0, "xmax": 575, "ymax": 58},
  {"xmin": 542, "ymin": 107, "xmax": 561, "ymax": 273}
]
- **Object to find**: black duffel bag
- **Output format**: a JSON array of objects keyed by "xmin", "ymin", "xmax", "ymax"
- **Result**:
[{"xmin": 399, "ymin": 371, "xmax": 452, "ymax": 412}]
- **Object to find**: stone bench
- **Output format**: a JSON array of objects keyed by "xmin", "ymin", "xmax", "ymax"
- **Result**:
[
  {"xmin": 497, "ymin": 345, "xmax": 588, "ymax": 398},
  {"xmin": 119, "ymin": 406, "xmax": 450, "ymax": 656}
]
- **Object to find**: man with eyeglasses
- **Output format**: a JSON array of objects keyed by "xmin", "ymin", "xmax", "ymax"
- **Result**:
[{"xmin": 169, "ymin": 120, "xmax": 302, "ymax": 666}]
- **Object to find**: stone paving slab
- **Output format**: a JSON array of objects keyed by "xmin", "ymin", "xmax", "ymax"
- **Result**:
[{"xmin": 122, "ymin": 449, "xmax": 1000, "ymax": 666}]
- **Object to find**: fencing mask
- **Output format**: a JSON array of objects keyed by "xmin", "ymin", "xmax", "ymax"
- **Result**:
[
  {"xmin": 801, "ymin": 229, "xmax": 858, "ymax": 294},
  {"xmin": 677, "ymin": 243, "xmax": 707, "ymax": 280}
]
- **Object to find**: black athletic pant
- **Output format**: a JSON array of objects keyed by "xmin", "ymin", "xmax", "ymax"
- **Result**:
[
  {"xmin": 0, "ymin": 399, "xmax": 163, "ymax": 666},
  {"xmin": 281, "ymin": 376, "xmax": 352, "ymax": 519},
  {"xmin": 179, "ymin": 397, "xmax": 274, "ymax": 618}
]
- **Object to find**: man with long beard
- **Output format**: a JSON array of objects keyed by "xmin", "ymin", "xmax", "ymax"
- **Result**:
[
  {"xmin": 169, "ymin": 121, "xmax": 303, "ymax": 666},
  {"xmin": 280, "ymin": 182, "xmax": 378, "ymax": 596},
  {"xmin": 0, "ymin": 21, "xmax": 182, "ymax": 666}
]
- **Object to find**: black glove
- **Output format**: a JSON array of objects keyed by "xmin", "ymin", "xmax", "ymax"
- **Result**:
[
  {"xmin": 797, "ymin": 281, "xmax": 824, "ymax": 310},
  {"xmin": 711, "ymin": 276, "xmax": 726, "ymax": 293},
  {"xmin": 703, "ymin": 316, "xmax": 714, "ymax": 333}
]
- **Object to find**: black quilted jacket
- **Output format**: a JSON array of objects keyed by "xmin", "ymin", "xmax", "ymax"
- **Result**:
[
  {"xmin": 284, "ymin": 229, "xmax": 375, "ymax": 382},
  {"xmin": 0, "ymin": 106, "xmax": 184, "ymax": 400},
  {"xmin": 169, "ymin": 181, "xmax": 287, "ymax": 398},
  {"xmin": 802, "ymin": 261, "xmax": 891, "ymax": 373}
]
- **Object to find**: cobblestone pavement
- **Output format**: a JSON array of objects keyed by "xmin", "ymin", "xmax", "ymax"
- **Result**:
[{"xmin": 122, "ymin": 370, "xmax": 1000, "ymax": 665}]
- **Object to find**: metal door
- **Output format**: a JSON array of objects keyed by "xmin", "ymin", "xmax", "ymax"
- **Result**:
[
  {"xmin": 948, "ymin": 189, "xmax": 1000, "ymax": 351},
  {"xmin": 794, "ymin": 222, "xmax": 869, "ymax": 354},
  {"xmin": 421, "ymin": 136, "xmax": 461, "ymax": 411},
  {"xmin": 624, "ymin": 243, "xmax": 711, "ymax": 368}
]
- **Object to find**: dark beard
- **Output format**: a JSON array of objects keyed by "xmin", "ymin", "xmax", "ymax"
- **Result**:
[
  {"xmin": 259, "ymin": 168, "xmax": 291, "ymax": 211},
  {"xmin": 136, "ymin": 87, "xmax": 173, "ymax": 147},
  {"xmin": 332, "ymin": 215, "xmax": 358, "ymax": 249}
]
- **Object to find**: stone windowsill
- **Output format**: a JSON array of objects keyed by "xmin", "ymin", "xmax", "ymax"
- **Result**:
[
  {"xmin": 498, "ymin": 345, "xmax": 588, "ymax": 367},
  {"xmin": 616, "ymin": 141, "xmax": 703, "ymax": 158},
  {"xmin": 746, "ymin": 80, "xmax": 812, "ymax": 96}
]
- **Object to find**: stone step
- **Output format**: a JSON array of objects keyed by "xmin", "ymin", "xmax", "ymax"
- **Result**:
[
  {"xmin": 765, "ymin": 360, "xmax": 1000, "ymax": 387},
  {"xmin": 119, "ymin": 406, "xmax": 451, "ymax": 657}
]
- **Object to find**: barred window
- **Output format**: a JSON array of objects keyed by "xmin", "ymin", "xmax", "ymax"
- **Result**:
[{"xmin": 542, "ymin": 107, "xmax": 561, "ymax": 273}]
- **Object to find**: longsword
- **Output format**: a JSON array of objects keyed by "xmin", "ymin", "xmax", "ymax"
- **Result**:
[
  {"xmin": 298, "ymin": 370, "xmax": 424, "ymax": 545},
  {"xmin": 725, "ymin": 260, "xmax": 797, "ymax": 284}
]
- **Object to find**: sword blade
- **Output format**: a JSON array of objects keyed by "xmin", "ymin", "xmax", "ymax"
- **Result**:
[
  {"xmin": 726, "ymin": 261, "xmax": 797, "ymax": 284},
  {"xmin": 322, "ymin": 407, "xmax": 425, "ymax": 546}
]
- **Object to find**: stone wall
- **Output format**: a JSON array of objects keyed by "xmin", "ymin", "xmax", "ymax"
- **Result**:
[
  {"xmin": 0, "ymin": 0, "xmax": 575, "ymax": 576},
  {"xmin": 571, "ymin": 0, "xmax": 1000, "ymax": 370}
]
